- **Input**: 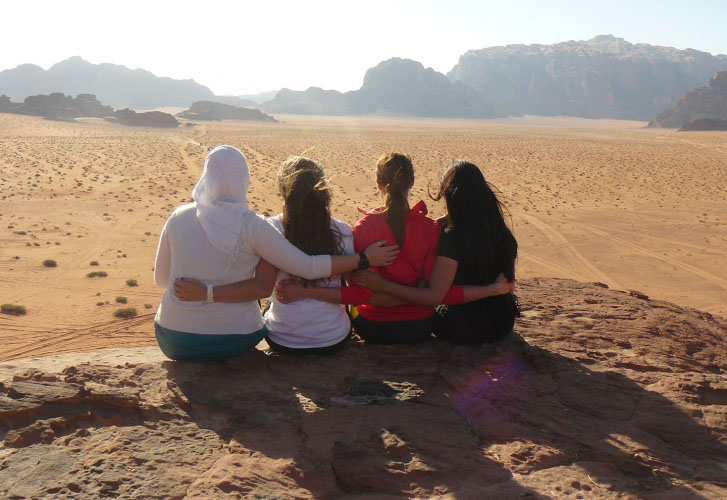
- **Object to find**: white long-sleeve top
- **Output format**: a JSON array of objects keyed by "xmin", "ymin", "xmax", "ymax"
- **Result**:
[
  {"xmin": 264, "ymin": 215, "xmax": 353, "ymax": 348},
  {"xmin": 154, "ymin": 203, "xmax": 332, "ymax": 335}
]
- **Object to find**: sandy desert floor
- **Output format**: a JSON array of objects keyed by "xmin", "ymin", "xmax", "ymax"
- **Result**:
[{"xmin": 0, "ymin": 113, "xmax": 725, "ymax": 361}]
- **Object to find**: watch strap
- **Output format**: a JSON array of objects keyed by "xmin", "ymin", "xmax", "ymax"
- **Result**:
[{"xmin": 358, "ymin": 251, "xmax": 370, "ymax": 270}]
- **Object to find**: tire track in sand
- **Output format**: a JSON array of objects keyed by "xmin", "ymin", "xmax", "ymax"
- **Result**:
[
  {"xmin": 518, "ymin": 213, "xmax": 622, "ymax": 289},
  {"xmin": 572, "ymin": 222, "xmax": 727, "ymax": 292},
  {"xmin": 0, "ymin": 313, "xmax": 156, "ymax": 362}
]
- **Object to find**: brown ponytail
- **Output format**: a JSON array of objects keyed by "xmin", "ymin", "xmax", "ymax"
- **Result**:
[
  {"xmin": 278, "ymin": 157, "xmax": 342, "ymax": 261},
  {"xmin": 376, "ymin": 152, "xmax": 414, "ymax": 247}
]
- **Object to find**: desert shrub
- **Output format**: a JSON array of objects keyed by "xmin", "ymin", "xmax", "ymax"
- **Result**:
[
  {"xmin": 87, "ymin": 271, "xmax": 108, "ymax": 278},
  {"xmin": 90, "ymin": 261, "xmax": 99, "ymax": 266},
  {"xmin": 1, "ymin": 304, "xmax": 26, "ymax": 316},
  {"xmin": 96, "ymin": 302, "xmax": 104, "ymax": 306},
  {"xmin": 126, "ymin": 279, "xmax": 138, "ymax": 287},
  {"xmin": 113, "ymin": 307, "xmax": 137, "ymax": 319},
  {"xmin": 115, "ymin": 296, "xmax": 127, "ymax": 304},
  {"xmin": 42, "ymin": 259, "xmax": 57, "ymax": 268},
  {"xmin": 144, "ymin": 303, "xmax": 153, "ymax": 309}
]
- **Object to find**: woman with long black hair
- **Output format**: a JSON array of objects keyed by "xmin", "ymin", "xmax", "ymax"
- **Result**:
[{"xmin": 354, "ymin": 160, "xmax": 518, "ymax": 344}]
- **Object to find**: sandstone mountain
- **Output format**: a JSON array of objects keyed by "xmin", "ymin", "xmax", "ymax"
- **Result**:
[
  {"xmin": 1, "ymin": 278, "xmax": 725, "ymax": 498},
  {"xmin": 678, "ymin": 118, "xmax": 727, "ymax": 131},
  {"xmin": 260, "ymin": 87, "xmax": 351, "ymax": 115},
  {"xmin": 448, "ymin": 35, "xmax": 727, "ymax": 120},
  {"xmin": 0, "ymin": 93, "xmax": 112, "ymax": 120},
  {"xmin": 238, "ymin": 90, "xmax": 279, "ymax": 104},
  {"xmin": 178, "ymin": 101, "xmax": 277, "ymax": 122},
  {"xmin": 649, "ymin": 71, "xmax": 727, "ymax": 128},
  {"xmin": 0, "ymin": 57, "xmax": 231, "ymax": 110},
  {"xmin": 259, "ymin": 58, "xmax": 503, "ymax": 118}
]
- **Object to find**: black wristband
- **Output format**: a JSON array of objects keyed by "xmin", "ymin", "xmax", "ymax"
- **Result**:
[{"xmin": 358, "ymin": 251, "xmax": 370, "ymax": 270}]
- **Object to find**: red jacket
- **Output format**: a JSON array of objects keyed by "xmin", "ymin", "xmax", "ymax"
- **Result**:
[{"xmin": 341, "ymin": 201, "xmax": 464, "ymax": 321}]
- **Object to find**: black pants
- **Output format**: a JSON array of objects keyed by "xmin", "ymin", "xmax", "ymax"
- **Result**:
[
  {"xmin": 352, "ymin": 314, "xmax": 434, "ymax": 345},
  {"xmin": 265, "ymin": 331, "xmax": 351, "ymax": 355},
  {"xmin": 434, "ymin": 294, "xmax": 519, "ymax": 345}
]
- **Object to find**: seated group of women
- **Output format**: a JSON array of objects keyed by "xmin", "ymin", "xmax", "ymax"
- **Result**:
[{"xmin": 153, "ymin": 145, "xmax": 519, "ymax": 361}]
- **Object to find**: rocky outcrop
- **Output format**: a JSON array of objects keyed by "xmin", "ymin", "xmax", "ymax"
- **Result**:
[
  {"xmin": 449, "ymin": 35, "xmax": 727, "ymax": 120},
  {"xmin": 111, "ymin": 109, "xmax": 179, "ymax": 128},
  {"xmin": 0, "ymin": 95, "xmax": 17, "ymax": 112},
  {"xmin": 259, "ymin": 59, "xmax": 502, "ymax": 118},
  {"xmin": 0, "ymin": 57, "xmax": 219, "ymax": 109},
  {"xmin": 1, "ymin": 278, "xmax": 725, "ymax": 499},
  {"xmin": 177, "ymin": 101, "xmax": 277, "ymax": 122},
  {"xmin": 649, "ymin": 71, "xmax": 727, "ymax": 128},
  {"xmin": 351, "ymin": 58, "xmax": 502, "ymax": 118},
  {"xmin": 0, "ymin": 93, "xmax": 179, "ymax": 127},
  {"xmin": 0, "ymin": 93, "xmax": 113, "ymax": 120},
  {"xmin": 205, "ymin": 95, "xmax": 259, "ymax": 108}
]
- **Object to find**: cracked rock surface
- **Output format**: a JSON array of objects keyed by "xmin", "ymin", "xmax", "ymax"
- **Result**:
[{"xmin": 0, "ymin": 278, "xmax": 725, "ymax": 499}]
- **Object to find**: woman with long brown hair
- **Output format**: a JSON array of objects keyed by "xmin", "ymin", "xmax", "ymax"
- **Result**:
[{"xmin": 173, "ymin": 156, "xmax": 364, "ymax": 353}]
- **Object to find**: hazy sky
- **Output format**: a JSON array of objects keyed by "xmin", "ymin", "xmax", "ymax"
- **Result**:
[{"xmin": 2, "ymin": 0, "xmax": 726, "ymax": 95}]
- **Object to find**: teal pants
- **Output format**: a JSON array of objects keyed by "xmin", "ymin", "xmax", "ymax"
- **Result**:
[{"xmin": 154, "ymin": 322, "xmax": 267, "ymax": 361}]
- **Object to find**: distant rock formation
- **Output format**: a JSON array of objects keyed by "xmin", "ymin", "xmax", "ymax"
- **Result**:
[
  {"xmin": 177, "ymin": 101, "xmax": 277, "ymax": 122},
  {"xmin": 0, "ymin": 92, "xmax": 179, "ymax": 127},
  {"xmin": 448, "ymin": 35, "xmax": 727, "ymax": 120},
  {"xmin": 260, "ymin": 87, "xmax": 351, "ymax": 115},
  {"xmin": 205, "ymin": 95, "xmax": 258, "ymax": 108},
  {"xmin": 0, "ymin": 57, "xmax": 220, "ymax": 109},
  {"xmin": 352, "ymin": 58, "xmax": 502, "ymax": 118},
  {"xmin": 238, "ymin": 89, "xmax": 279, "ymax": 104},
  {"xmin": 678, "ymin": 118, "xmax": 727, "ymax": 131},
  {"xmin": 259, "ymin": 58, "xmax": 502, "ymax": 118},
  {"xmin": 649, "ymin": 72, "xmax": 727, "ymax": 128},
  {"xmin": 1, "ymin": 278, "xmax": 726, "ymax": 498},
  {"xmin": 0, "ymin": 95, "xmax": 18, "ymax": 112},
  {"xmin": 0, "ymin": 93, "xmax": 112, "ymax": 120},
  {"xmin": 111, "ymin": 109, "xmax": 179, "ymax": 128}
]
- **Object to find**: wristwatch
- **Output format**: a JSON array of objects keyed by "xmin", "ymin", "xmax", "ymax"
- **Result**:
[
  {"xmin": 206, "ymin": 283, "xmax": 214, "ymax": 303},
  {"xmin": 358, "ymin": 251, "xmax": 370, "ymax": 270}
]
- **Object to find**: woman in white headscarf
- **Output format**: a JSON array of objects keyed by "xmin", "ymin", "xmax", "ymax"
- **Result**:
[{"xmin": 153, "ymin": 145, "xmax": 397, "ymax": 361}]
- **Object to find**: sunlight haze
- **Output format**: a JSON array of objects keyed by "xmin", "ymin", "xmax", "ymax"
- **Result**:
[{"xmin": 2, "ymin": 0, "xmax": 727, "ymax": 94}]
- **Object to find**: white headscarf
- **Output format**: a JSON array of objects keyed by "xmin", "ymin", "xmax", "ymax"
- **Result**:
[{"xmin": 192, "ymin": 145, "xmax": 250, "ymax": 264}]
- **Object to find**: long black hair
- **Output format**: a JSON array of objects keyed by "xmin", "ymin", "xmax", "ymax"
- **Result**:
[{"xmin": 431, "ymin": 160, "xmax": 517, "ymax": 284}]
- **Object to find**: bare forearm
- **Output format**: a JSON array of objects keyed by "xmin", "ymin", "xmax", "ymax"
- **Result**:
[
  {"xmin": 377, "ymin": 280, "xmax": 446, "ymax": 307},
  {"xmin": 460, "ymin": 283, "xmax": 512, "ymax": 302},
  {"xmin": 213, "ymin": 281, "xmax": 271, "ymax": 303},
  {"xmin": 330, "ymin": 254, "xmax": 362, "ymax": 276},
  {"xmin": 210, "ymin": 260, "xmax": 278, "ymax": 303}
]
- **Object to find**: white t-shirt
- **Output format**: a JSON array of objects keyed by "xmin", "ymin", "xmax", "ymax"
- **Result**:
[
  {"xmin": 154, "ymin": 204, "xmax": 332, "ymax": 335},
  {"xmin": 264, "ymin": 215, "xmax": 354, "ymax": 348}
]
